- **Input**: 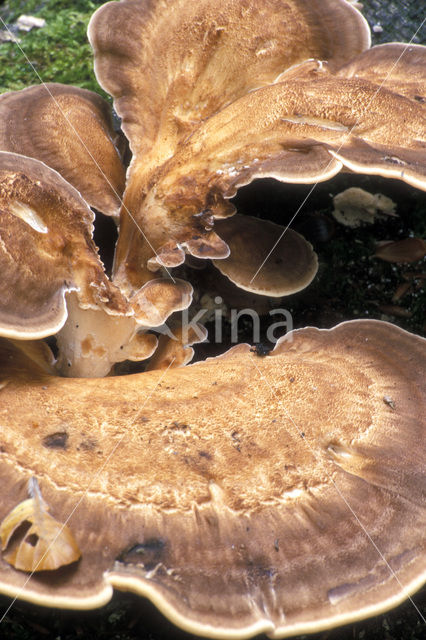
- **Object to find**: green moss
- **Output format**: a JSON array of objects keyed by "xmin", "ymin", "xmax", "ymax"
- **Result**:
[{"xmin": 0, "ymin": 0, "xmax": 106, "ymax": 95}]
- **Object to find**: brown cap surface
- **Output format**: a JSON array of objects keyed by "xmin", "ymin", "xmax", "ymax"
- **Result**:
[
  {"xmin": 0, "ymin": 320, "xmax": 425, "ymax": 637},
  {"xmin": 113, "ymin": 70, "xmax": 426, "ymax": 291},
  {"xmin": 0, "ymin": 84, "xmax": 125, "ymax": 216},
  {"xmin": 89, "ymin": 0, "xmax": 370, "ymax": 292},
  {"xmin": 158, "ymin": 75, "xmax": 426, "ymax": 201},
  {"xmin": 89, "ymin": 0, "xmax": 370, "ymax": 160},
  {"xmin": 0, "ymin": 152, "xmax": 126, "ymax": 339},
  {"xmin": 337, "ymin": 44, "xmax": 426, "ymax": 103},
  {"xmin": 212, "ymin": 214, "xmax": 318, "ymax": 296}
]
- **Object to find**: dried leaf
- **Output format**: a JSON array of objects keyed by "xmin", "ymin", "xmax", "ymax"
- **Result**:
[
  {"xmin": 0, "ymin": 494, "xmax": 80, "ymax": 572},
  {"xmin": 392, "ymin": 282, "xmax": 412, "ymax": 302},
  {"xmin": 374, "ymin": 238, "xmax": 426, "ymax": 263},
  {"xmin": 378, "ymin": 305, "xmax": 413, "ymax": 319}
]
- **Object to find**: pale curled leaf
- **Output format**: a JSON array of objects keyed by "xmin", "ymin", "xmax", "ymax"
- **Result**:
[
  {"xmin": 374, "ymin": 238, "xmax": 426, "ymax": 263},
  {"xmin": 1, "ymin": 498, "xmax": 80, "ymax": 572}
]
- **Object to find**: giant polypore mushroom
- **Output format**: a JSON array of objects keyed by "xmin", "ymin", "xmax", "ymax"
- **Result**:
[
  {"xmin": 212, "ymin": 214, "xmax": 318, "ymax": 296},
  {"xmin": 87, "ymin": 0, "xmax": 426, "ymax": 297},
  {"xmin": 0, "ymin": 150, "xmax": 191, "ymax": 376},
  {"xmin": 0, "ymin": 1, "xmax": 426, "ymax": 635},
  {"xmin": 2, "ymin": 0, "xmax": 425, "ymax": 372},
  {"xmin": 0, "ymin": 320, "xmax": 425, "ymax": 637},
  {"xmin": 0, "ymin": 83, "xmax": 126, "ymax": 217}
]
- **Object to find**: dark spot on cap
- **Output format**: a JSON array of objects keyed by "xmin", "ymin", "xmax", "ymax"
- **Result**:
[
  {"xmin": 79, "ymin": 437, "xmax": 98, "ymax": 451},
  {"xmin": 42, "ymin": 431, "xmax": 68, "ymax": 449},
  {"xmin": 168, "ymin": 421, "xmax": 189, "ymax": 430},
  {"xmin": 117, "ymin": 538, "xmax": 166, "ymax": 570},
  {"xmin": 246, "ymin": 560, "xmax": 277, "ymax": 582},
  {"xmin": 250, "ymin": 343, "xmax": 272, "ymax": 357}
]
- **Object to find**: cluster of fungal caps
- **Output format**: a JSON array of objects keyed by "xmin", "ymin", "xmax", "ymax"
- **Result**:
[{"xmin": 0, "ymin": 1, "xmax": 425, "ymax": 638}]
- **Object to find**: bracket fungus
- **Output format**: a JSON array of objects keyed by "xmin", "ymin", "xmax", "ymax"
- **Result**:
[
  {"xmin": 0, "ymin": 0, "xmax": 426, "ymax": 637},
  {"xmin": 0, "ymin": 321, "xmax": 425, "ymax": 637},
  {"xmin": 0, "ymin": 150, "xmax": 192, "ymax": 376},
  {"xmin": 88, "ymin": 0, "xmax": 426, "ymax": 295},
  {"xmin": 0, "ymin": 83, "xmax": 126, "ymax": 217},
  {"xmin": 212, "ymin": 214, "xmax": 318, "ymax": 296}
]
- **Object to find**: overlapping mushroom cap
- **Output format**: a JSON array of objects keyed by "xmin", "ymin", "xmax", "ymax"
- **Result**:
[
  {"xmin": 88, "ymin": 0, "xmax": 426, "ymax": 295},
  {"xmin": 0, "ymin": 321, "xmax": 425, "ymax": 637},
  {"xmin": 337, "ymin": 43, "xmax": 426, "ymax": 103},
  {"xmin": 212, "ymin": 214, "xmax": 318, "ymax": 296},
  {"xmin": 2, "ymin": 0, "xmax": 425, "ymax": 366},
  {"xmin": 0, "ymin": 150, "xmax": 126, "ymax": 339},
  {"xmin": 0, "ymin": 150, "xmax": 191, "ymax": 376},
  {"xmin": 0, "ymin": 1, "xmax": 426, "ymax": 635},
  {"xmin": 0, "ymin": 83, "xmax": 126, "ymax": 217}
]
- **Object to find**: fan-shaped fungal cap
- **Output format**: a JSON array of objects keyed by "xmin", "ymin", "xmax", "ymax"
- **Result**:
[
  {"xmin": 337, "ymin": 43, "xmax": 426, "ymax": 103},
  {"xmin": 113, "ymin": 71, "xmax": 426, "ymax": 291},
  {"xmin": 212, "ymin": 214, "xmax": 318, "ymax": 295},
  {"xmin": 89, "ymin": 0, "xmax": 370, "ymax": 160},
  {"xmin": 0, "ymin": 151, "xmax": 126, "ymax": 340},
  {"xmin": 0, "ymin": 321, "xmax": 424, "ymax": 637},
  {"xmin": 161, "ymin": 75, "xmax": 426, "ymax": 197},
  {"xmin": 0, "ymin": 84, "xmax": 125, "ymax": 216},
  {"xmin": 89, "ymin": 0, "xmax": 371, "ymax": 291}
]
